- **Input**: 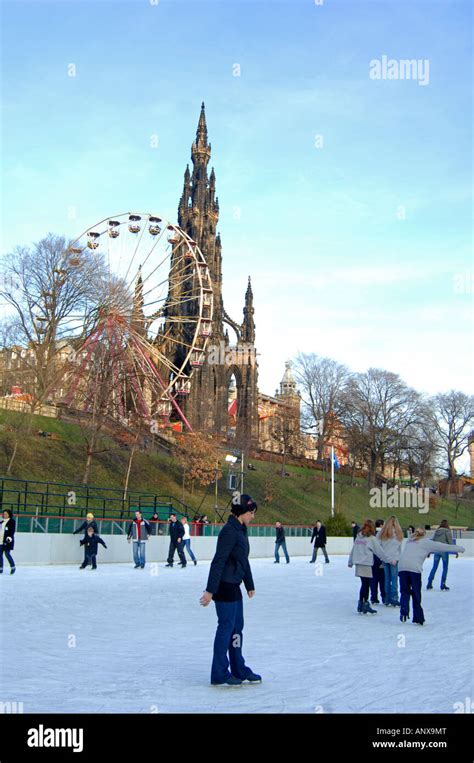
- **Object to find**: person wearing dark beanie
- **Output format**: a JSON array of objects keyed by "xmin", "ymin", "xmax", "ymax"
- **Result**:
[{"xmin": 200, "ymin": 493, "xmax": 262, "ymax": 686}]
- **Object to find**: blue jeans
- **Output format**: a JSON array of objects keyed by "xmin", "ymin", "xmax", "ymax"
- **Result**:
[
  {"xmin": 384, "ymin": 563, "xmax": 399, "ymax": 604},
  {"xmin": 0, "ymin": 544, "xmax": 15, "ymax": 569},
  {"xmin": 275, "ymin": 541, "xmax": 290, "ymax": 562},
  {"xmin": 133, "ymin": 541, "xmax": 146, "ymax": 567},
  {"xmin": 427, "ymin": 553, "xmax": 449, "ymax": 588},
  {"xmin": 183, "ymin": 539, "xmax": 196, "ymax": 562},
  {"xmin": 399, "ymin": 571, "xmax": 424, "ymax": 624},
  {"xmin": 211, "ymin": 599, "xmax": 253, "ymax": 684}
]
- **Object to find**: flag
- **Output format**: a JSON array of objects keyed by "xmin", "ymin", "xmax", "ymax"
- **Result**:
[{"xmin": 332, "ymin": 451, "xmax": 340, "ymax": 470}]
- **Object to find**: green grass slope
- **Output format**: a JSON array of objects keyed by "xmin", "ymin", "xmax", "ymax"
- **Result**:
[{"xmin": 0, "ymin": 410, "xmax": 472, "ymax": 528}]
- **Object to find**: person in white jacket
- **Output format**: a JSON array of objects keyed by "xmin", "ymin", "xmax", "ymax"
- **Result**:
[
  {"xmin": 379, "ymin": 516, "xmax": 404, "ymax": 607},
  {"xmin": 398, "ymin": 527, "xmax": 465, "ymax": 625},
  {"xmin": 348, "ymin": 519, "xmax": 397, "ymax": 615}
]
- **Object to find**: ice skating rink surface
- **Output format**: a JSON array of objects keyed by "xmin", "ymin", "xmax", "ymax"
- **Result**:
[{"xmin": 2, "ymin": 556, "xmax": 473, "ymax": 714}]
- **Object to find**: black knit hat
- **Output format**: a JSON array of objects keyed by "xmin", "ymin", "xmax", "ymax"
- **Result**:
[{"xmin": 231, "ymin": 494, "xmax": 257, "ymax": 516}]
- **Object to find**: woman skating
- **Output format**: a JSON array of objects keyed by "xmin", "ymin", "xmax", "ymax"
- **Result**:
[
  {"xmin": 379, "ymin": 516, "xmax": 403, "ymax": 606},
  {"xmin": 398, "ymin": 527, "xmax": 465, "ymax": 625},
  {"xmin": 348, "ymin": 519, "xmax": 396, "ymax": 615},
  {"xmin": 200, "ymin": 494, "xmax": 261, "ymax": 686},
  {"xmin": 0, "ymin": 509, "xmax": 16, "ymax": 574}
]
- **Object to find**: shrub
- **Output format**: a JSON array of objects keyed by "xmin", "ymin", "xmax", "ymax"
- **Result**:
[{"xmin": 326, "ymin": 512, "xmax": 351, "ymax": 536}]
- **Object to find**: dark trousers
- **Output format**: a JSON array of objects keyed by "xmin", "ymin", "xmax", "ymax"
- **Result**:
[
  {"xmin": 399, "ymin": 571, "xmax": 424, "ymax": 624},
  {"xmin": 370, "ymin": 557, "xmax": 385, "ymax": 602},
  {"xmin": 311, "ymin": 544, "xmax": 329, "ymax": 563},
  {"xmin": 0, "ymin": 544, "xmax": 15, "ymax": 569},
  {"xmin": 80, "ymin": 553, "xmax": 97, "ymax": 569},
  {"xmin": 167, "ymin": 540, "xmax": 186, "ymax": 566},
  {"xmin": 358, "ymin": 577, "xmax": 370, "ymax": 602},
  {"xmin": 211, "ymin": 599, "xmax": 252, "ymax": 683}
]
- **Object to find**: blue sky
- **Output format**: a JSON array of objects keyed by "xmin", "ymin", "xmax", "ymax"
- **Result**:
[{"xmin": 1, "ymin": 0, "xmax": 473, "ymax": 407}]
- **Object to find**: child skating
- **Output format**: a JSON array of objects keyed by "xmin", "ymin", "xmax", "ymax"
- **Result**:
[
  {"xmin": 79, "ymin": 526, "xmax": 107, "ymax": 570},
  {"xmin": 398, "ymin": 527, "xmax": 465, "ymax": 625},
  {"xmin": 348, "ymin": 519, "xmax": 397, "ymax": 614}
]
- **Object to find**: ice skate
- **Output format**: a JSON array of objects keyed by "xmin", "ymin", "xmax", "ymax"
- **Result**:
[
  {"xmin": 242, "ymin": 672, "xmax": 262, "ymax": 683},
  {"xmin": 362, "ymin": 602, "xmax": 377, "ymax": 614},
  {"xmin": 211, "ymin": 676, "xmax": 243, "ymax": 687}
]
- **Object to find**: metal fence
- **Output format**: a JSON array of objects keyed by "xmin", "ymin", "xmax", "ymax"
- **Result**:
[{"xmin": 0, "ymin": 476, "xmax": 193, "ymax": 520}]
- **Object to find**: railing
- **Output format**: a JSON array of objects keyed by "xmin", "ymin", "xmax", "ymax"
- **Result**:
[
  {"xmin": 0, "ymin": 475, "xmax": 195, "ymax": 520},
  {"xmin": 15, "ymin": 513, "xmax": 315, "ymax": 538}
]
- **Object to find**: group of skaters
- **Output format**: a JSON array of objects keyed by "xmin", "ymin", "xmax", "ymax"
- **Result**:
[
  {"xmin": 349, "ymin": 516, "xmax": 465, "ymax": 624},
  {"xmin": 72, "ymin": 510, "xmax": 199, "ymax": 570}
]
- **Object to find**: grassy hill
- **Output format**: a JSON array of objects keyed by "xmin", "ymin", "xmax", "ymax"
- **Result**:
[{"xmin": 0, "ymin": 409, "xmax": 472, "ymax": 528}]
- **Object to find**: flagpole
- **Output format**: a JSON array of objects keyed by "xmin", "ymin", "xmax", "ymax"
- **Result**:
[{"xmin": 331, "ymin": 445, "xmax": 335, "ymax": 518}]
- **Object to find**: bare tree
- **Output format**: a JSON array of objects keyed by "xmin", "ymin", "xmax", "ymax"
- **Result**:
[
  {"xmin": 294, "ymin": 353, "xmax": 350, "ymax": 460},
  {"xmin": 427, "ymin": 391, "xmax": 474, "ymax": 481},
  {"xmin": 340, "ymin": 368, "xmax": 422, "ymax": 487},
  {"xmin": 0, "ymin": 234, "xmax": 106, "ymax": 409}
]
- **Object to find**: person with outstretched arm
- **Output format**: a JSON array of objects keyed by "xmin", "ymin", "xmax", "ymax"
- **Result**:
[
  {"xmin": 398, "ymin": 527, "xmax": 465, "ymax": 625},
  {"xmin": 200, "ymin": 494, "xmax": 261, "ymax": 687}
]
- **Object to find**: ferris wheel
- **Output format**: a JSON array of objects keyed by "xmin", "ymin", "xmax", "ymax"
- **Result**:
[{"xmin": 49, "ymin": 212, "xmax": 213, "ymax": 431}]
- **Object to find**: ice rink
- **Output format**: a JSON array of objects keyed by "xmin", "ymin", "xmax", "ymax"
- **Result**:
[{"xmin": 2, "ymin": 555, "xmax": 473, "ymax": 714}]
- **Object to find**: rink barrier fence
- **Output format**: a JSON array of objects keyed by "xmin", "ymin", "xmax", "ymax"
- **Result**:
[
  {"xmin": 11, "ymin": 513, "xmax": 474, "ymax": 540},
  {"xmin": 14, "ymin": 514, "xmax": 316, "ymax": 538}
]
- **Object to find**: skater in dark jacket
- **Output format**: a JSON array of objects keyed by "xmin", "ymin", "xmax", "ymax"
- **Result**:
[
  {"xmin": 79, "ymin": 527, "xmax": 107, "ymax": 569},
  {"xmin": 351, "ymin": 521, "xmax": 360, "ymax": 540},
  {"xmin": 370, "ymin": 519, "xmax": 385, "ymax": 604},
  {"xmin": 165, "ymin": 514, "xmax": 186, "ymax": 568},
  {"xmin": 73, "ymin": 513, "xmax": 99, "ymax": 567},
  {"xmin": 310, "ymin": 521, "xmax": 329, "ymax": 563},
  {"xmin": 0, "ymin": 509, "xmax": 16, "ymax": 574},
  {"xmin": 274, "ymin": 522, "xmax": 290, "ymax": 563},
  {"xmin": 200, "ymin": 494, "xmax": 261, "ymax": 687},
  {"xmin": 73, "ymin": 513, "xmax": 98, "ymax": 536}
]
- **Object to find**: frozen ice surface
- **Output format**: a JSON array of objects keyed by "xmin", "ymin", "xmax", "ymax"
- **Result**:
[{"xmin": 1, "ymin": 556, "xmax": 472, "ymax": 714}]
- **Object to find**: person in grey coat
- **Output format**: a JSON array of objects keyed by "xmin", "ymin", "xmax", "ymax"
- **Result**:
[
  {"xmin": 127, "ymin": 510, "xmax": 152, "ymax": 568},
  {"xmin": 426, "ymin": 520, "xmax": 456, "ymax": 591},
  {"xmin": 348, "ymin": 519, "xmax": 397, "ymax": 615},
  {"xmin": 398, "ymin": 527, "xmax": 465, "ymax": 625}
]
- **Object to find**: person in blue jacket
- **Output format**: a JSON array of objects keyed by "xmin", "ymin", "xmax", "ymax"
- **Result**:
[{"xmin": 200, "ymin": 494, "xmax": 261, "ymax": 687}]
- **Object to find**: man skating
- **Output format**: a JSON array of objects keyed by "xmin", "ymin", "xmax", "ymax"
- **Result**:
[
  {"xmin": 165, "ymin": 514, "xmax": 187, "ymax": 568},
  {"xmin": 274, "ymin": 522, "xmax": 290, "ymax": 563},
  {"xmin": 310, "ymin": 520, "xmax": 329, "ymax": 563},
  {"xmin": 127, "ymin": 510, "xmax": 152, "ymax": 569},
  {"xmin": 200, "ymin": 494, "xmax": 262, "ymax": 687}
]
